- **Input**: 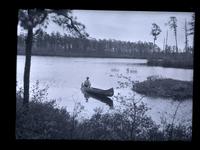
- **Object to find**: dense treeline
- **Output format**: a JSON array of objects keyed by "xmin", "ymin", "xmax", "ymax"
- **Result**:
[
  {"xmin": 17, "ymin": 30, "xmax": 193, "ymax": 69},
  {"xmin": 18, "ymin": 31, "xmax": 164, "ymax": 58},
  {"xmin": 17, "ymin": 31, "xmax": 193, "ymax": 59}
]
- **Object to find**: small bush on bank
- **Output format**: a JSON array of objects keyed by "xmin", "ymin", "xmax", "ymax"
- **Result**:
[{"xmin": 132, "ymin": 77, "xmax": 193, "ymax": 100}]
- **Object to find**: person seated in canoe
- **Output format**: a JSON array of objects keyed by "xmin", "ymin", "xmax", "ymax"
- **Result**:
[{"xmin": 83, "ymin": 77, "xmax": 91, "ymax": 88}]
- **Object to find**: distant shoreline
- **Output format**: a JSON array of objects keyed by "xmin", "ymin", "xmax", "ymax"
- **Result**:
[
  {"xmin": 16, "ymin": 53, "xmax": 148, "ymax": 60},
  {"xmin": 17, "ymin": 54, "xmax": 193, "ymax": 69},
  {"xmin": 147, "ymin": 58, "xmax": 193, "ymax": 69}
]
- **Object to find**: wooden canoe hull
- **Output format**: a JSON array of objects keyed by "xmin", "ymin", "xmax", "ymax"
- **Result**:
[
  {"xmin": 81, "ymin": 83, "xmax": 114, "ymax": 97},
  {"xmin": 86, "ymin": 92, "xmax": 113, "ymax": 108}
]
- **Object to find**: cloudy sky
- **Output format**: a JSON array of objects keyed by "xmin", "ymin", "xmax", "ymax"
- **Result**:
[{"xmin": 18, "ymin": 10, "xmax": 194, "ymax": 50}]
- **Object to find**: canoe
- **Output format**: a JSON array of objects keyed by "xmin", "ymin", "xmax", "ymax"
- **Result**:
[
  {"xmin": 81, "ymin": 83, "xmax": 114, "ymax": 97},
  {"xmin": 85, "ymin": 92, "xmax": 113, "ymax": 108}
]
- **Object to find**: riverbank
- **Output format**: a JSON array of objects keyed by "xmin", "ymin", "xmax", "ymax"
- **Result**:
[
  {"xmin": 17, "ymin": 50, "xmax": 148, "ymax": 59},
  {"xmin": 18, "ymin": 53, "xmax": 193, "ymax": 69},
  {"xmin": 17, "ymin": 53, "xmax": 147, "ymax": 60},
  {"xmin": 147, "ymin": 54, "xmax": 193, "ymax": 69},
  {"xmin": 132, "ymin": 78, "xmax": 193, "ymax": 100}
]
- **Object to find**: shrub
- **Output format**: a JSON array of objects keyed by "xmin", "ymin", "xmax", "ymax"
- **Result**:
[
  {"xmin": 16, "ymin": 81, "xmax": 72, "ymax": 139},
  {"xmin": 133, "ymin": 77, "xmax": 193, "ymax": 100}
]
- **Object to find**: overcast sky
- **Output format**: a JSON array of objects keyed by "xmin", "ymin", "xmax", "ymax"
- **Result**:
[{"xmin": 18, "ymin": 10, "xmax": 194, "ymax": 50}]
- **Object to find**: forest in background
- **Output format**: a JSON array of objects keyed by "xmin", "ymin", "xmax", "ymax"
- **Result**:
[{"xmin": 17, "ymin": 31, "xmax": 193, "ymax": 59}]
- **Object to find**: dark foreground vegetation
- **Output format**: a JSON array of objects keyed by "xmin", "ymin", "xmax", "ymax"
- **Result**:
[
  {"xmin": 16, "ymin": 83, "xmax": 192, "ymax": 140},
  {"xmin": 133, "ymin": 77, "xmax": 193, "ymax": 100}
]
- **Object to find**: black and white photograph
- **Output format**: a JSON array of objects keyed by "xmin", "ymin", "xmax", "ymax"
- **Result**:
[{"xmin": 16, "ymin": 9, "xmax": 194, "ymax": 141}]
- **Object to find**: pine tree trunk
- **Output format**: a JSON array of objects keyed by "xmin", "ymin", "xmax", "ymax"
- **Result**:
[
  {"xmin": 175, "ymin": 31, "xmax": 178, "ymax": 53},
  {"xmin": 153, "ymin": 37, "xmax": 156, "ymax": 53},
  {"xmin": 185, "ymin": 20, "xmax": 188, "ymax": 53},
  {"xmin": 165, "ymin": 30, "xmax": 168, "ymax": 53},
  {"xmin": 23, "ymin": 27, "xmax": 33, "ymax": 110}
]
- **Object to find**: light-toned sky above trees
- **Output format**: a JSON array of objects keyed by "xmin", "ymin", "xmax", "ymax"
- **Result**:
[{"xmin": 18, "ymin": 10, "xmax": 194, "ymax": 51}]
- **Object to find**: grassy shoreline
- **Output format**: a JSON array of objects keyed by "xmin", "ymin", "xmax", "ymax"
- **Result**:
[
  {"xmin": 133, "ymin": 78, "xmax": 193, "ymax": 100},
  {"xmin": 147, "ymin": 54, "xmax": 193, "ymax": 69}
]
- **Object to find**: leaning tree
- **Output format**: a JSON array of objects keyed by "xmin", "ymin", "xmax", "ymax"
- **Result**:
[
  {"xmin": 18, "ymin": 9, "xmax": 89, "ymax": 111},
  {"xmin": 151, "ymin": 23, "xmax": 162, "ymax": 53}
]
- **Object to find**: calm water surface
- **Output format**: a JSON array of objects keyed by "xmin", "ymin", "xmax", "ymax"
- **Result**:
[{"xmin": 17, "ymin": 56, "xmax": 193, "ymax": 126}]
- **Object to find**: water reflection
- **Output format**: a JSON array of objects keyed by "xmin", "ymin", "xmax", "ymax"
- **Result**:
[{"xmin": 81, "ymin": 88, "xmax": 113, "ymax": 108}]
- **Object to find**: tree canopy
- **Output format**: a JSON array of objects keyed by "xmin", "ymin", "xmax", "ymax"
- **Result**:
[
  {"xmin": 18, "ymin": 9, "xmax": 89, "ymax": 38},
  {"xmin": 151, "ymin": 23, "xmax": 162, "ymax": 41}
]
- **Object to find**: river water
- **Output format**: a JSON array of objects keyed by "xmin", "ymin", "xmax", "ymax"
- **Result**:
[{"xmin": 16, "ymin": 56, "xmax": 193, "ymax": 126}]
